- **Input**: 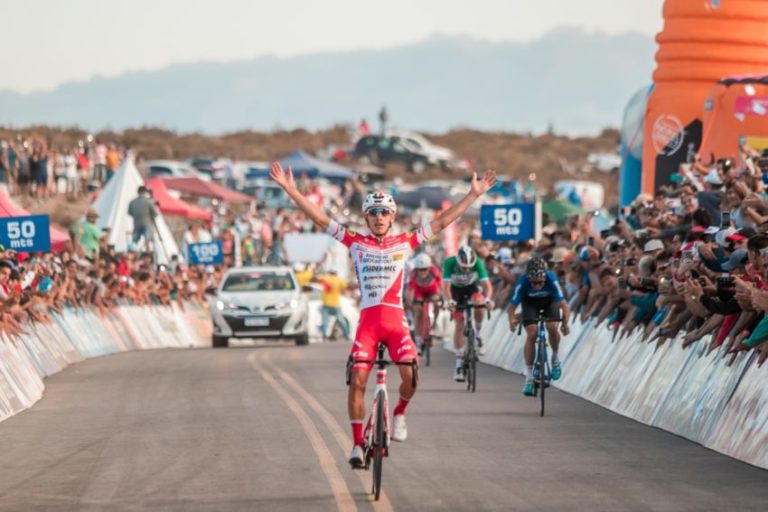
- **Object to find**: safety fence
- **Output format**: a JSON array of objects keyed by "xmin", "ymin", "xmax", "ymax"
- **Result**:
[
  {"xmin": 479, "ymin": 310, "xmax": 768, "ymax": 469},
  {"xmin": 0, "ymin": 304, "xmax": 211, "ymax": 424}
]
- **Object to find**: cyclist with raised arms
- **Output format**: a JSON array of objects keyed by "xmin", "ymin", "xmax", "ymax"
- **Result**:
[
  {"xmin": 270, "ymin": 162, "xmax": 496, "ymax": 468},
  {"xmin": 405, "ymin": 253, "xmax": 443, "ymax": 354},
  {"xmin": 508, "ymin": 257, "xmax": 570, "ymax": 396},
  {"xmin": 443, "ymin": 245, "xmax": 494, "ymax": 382}
]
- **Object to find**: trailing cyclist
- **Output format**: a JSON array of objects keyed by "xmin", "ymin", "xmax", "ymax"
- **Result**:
[
  {"xmin": 270, "ymin": 162, "xmax": 496, "ymax": 468},
  {"xmin": 405, "ymin": 253, "xmax": 443, "ymax": 354},
  {"xmin": 508, "ymin": 257, "xmax": 570, "ymax": 396},
  {"xmin": 443, "ymin": 245, "xmax": 494, "ymax": 382}
]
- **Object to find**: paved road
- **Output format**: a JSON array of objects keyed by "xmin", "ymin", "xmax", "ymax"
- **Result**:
[{"xmin": 0, "ymin": 343, "xmax": 766, "ymax": 512}]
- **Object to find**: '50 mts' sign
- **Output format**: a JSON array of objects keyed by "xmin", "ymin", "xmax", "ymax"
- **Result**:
[
  {"xmin": 480, "ymin": 204, "xmax": 535, "ymax": 241},
  {"xmin": 0, "ymin": 215, "xmax": 51, "ymax": 252}
]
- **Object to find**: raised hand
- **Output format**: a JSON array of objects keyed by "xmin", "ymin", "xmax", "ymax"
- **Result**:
[
  {"xmin": 270, "ymin": 162, "xmax": 296, "ymax": 192},
  {"xmin": 471, "ymin": 169, "xmax": 497, "ymax": 197}
]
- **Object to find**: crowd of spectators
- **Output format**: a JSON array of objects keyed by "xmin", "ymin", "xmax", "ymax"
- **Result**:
[
  {"xmin": 5, "ymin": 128, "xmax": 768, "ymax": 370},
  {"xmin": 464, "ymin": 146, "xmax": 768, "ymax": 366},
  {"xmin": 0, "ymin": 234, "xmax": 224, "ymax": 339},
  {"xmin": 0, "ymin": 136, "xmax": 124, "ymax": 201}
]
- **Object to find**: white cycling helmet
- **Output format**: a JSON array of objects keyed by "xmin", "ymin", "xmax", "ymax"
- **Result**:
[
  {"xmin": 414, "ymin": 253, "xmax": 431, "ymax": 270},
  {"xmin": 362, "ymin": 191, "xmax": 397, "ymax": 214},
  {"xmin": 457, "ymin": 245, "xmax": 476, "ymax": 268}
]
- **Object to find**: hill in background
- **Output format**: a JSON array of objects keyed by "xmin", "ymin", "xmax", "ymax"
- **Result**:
[{"xmin": 0, "ymin": 28, "xmax": 654, "ymax": 135}]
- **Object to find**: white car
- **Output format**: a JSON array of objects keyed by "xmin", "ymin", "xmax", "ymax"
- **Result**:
[
  {"xmin": 386, "ymin": 130, "xmax": 456, "ymax": 169},
  {"xmin": 145, "ymin": 160, "xmax": 211, "ymax": 181},
  {"xmin": 210, "ymin": 266, "xmax": 309, "ymax": 347}
]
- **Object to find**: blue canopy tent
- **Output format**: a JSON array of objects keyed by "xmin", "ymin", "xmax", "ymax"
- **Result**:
[
  {"xmin": 279, "ymin": 149, "xmax": 353, "ymax": 185},
  {"xmin": 244, "ymin": 150, "xmax": 354, "ymax": 185}
]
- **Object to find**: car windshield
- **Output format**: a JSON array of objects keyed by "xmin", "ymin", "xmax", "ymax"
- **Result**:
[{"xmin": 222, "ymin": 271, "xmax": 295, "ymax": 292}]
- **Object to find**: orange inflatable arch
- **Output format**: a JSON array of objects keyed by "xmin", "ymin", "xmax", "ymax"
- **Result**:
[{"xmin": 641, "ymin": 0, "xmax": 768, "ymax": 194}]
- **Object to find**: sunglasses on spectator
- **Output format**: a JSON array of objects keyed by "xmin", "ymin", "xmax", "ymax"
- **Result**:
[{"xmin": 367, "ymin": 208, "xmax": 393, "ymax": 217}]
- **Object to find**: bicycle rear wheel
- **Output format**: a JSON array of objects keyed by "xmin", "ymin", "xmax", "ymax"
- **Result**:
[
  {"xmin": 538, "ymin": 339, "xmax": 546, "ymax": 416},
  {"xmin": 372, "ymin": 390, "xmax": 386, "ymax": 500}
]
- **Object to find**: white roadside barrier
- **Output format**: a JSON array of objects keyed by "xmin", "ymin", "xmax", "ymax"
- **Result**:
[
  {"xmin": 0, "ymin": 303, "xmax": 211, "ymax": 425},
  {"xmin": 478, "ymin": 308, "xmax": 768, "ymax": 470}
]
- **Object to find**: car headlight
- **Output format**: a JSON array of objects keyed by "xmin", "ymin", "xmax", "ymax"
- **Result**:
[
  {"xmin": 290, "ymin": 299, "xmax": 299, "ymax": 309},
  {"xmin": 216, "ymin": 301, "xmax": 244, "ymax": 311}
]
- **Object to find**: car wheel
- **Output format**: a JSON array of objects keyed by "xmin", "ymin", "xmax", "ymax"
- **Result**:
[
  {"xmin": 410, "ymin": 160, "xmax": 426, "ymax": 174},
  {"xmin": 295, "ymin": 333, "xmax": 309, "ymax": 346},
  {"xmin": 212, "ymin": 335, "xmax": 229, "ymax": 348}
]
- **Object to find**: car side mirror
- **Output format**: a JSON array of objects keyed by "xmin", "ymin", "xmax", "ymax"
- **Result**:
[{"xmin": 301, "ymin": 285, "xmax": 314, "ymax": 293}]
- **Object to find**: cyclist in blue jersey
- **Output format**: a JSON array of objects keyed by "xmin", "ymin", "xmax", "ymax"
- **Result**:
[{"xmin": 508, "ymin": 257, "xmax": 570, "ymax": 396}]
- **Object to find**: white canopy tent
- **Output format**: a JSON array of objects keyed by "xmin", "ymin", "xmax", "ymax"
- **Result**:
[{"xmin": 90, "ymin": 157, "xmax": 180, "ymax": 264}]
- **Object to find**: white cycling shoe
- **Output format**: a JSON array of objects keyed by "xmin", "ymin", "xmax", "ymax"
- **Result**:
[
  {"xmin": 453, "ymin": 366, "xmax": 465, "ymax": 382},
  {"xmin": 349, "ymin": 445, "xmax": 365, "ymax": 469},
  {"xmin": 392, "ymin": 414, "xmax": 408, "ymax": 442}
]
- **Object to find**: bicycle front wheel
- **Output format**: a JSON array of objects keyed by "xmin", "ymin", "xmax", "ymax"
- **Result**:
[
  {"xmin": 466, "ymin": 331, "xmax": 476, "ymax": 392},
  {"xmin": 372, "ymin": 390, "xmax": 386, "ymax": 500},
  {"xmin": 538, "ymin": 340, "xmax": 546, "ymax": 417},
  {"xmin": 421, "ymin": 305, "xmax": 432, "ymax": 366}
]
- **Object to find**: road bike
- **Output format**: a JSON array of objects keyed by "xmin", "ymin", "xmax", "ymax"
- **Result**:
[
  {"xmin": 455, "ymin": 302, "xmax": 488, "ymax": 393},
  {"xmin": 518, "ymin": 310, "xmax": 551, "ymax": 416},
  {"xmin": 347, "ymin": 343, "xmax": 418, "ymax": 500},
  {"xmin": 412, "ymin": 297, "xmax": 441, "ymax": 366}
]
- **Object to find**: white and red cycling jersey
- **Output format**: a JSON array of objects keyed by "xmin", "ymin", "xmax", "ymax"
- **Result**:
[
  {"xmin": 326, "ymin": 219, "xmax": 433, "ymax": 367},
  {"xmin": 326, "ymin": 220, "xmax": 433, "ymax": 310}
]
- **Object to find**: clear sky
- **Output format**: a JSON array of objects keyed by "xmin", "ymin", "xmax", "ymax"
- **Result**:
[{"xmin": 1, "ymin": 0, "xmax": 664, "ymax": 93}]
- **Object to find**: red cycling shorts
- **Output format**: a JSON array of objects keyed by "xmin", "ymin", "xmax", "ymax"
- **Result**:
[
  {"xmin": 350, "ymin": 305, "xmax": 419, "ymax": 371},
  {"xmin": 409, "ymin": 280, "xmax": 441, "ymax": 301}
]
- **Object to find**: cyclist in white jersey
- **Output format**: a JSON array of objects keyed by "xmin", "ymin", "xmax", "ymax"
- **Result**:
[{"xmin": 271, "ymin": 162, "xmax": 497, "ymax": 468}]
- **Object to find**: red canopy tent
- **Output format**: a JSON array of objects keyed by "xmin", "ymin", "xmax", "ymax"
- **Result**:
[
  {"xmin": 145, "ymin": 178, "xmax": 213, "ymax": 221},
  {"xmin": 0, "ymin": 188, "xmax": 70, "ymax": 252},
  {"xmin": 162, "ymin": 177, "xmax": 252, "ymax": 203}
]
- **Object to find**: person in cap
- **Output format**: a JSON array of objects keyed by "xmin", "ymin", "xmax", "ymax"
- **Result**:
[
  {"xmin": 77, "ymin": 209, "xmax": 101, "ymax": 261},
  {"xmin": 643, "ymin": 239, "xmax": 664, "ymax": 255}
]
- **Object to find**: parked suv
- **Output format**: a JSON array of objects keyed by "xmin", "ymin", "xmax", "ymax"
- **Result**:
[
  {"xmin": 353, "ymin": 135, "xmax": 431, "ymax": 173},
  {"xmin": 210, "ymin": 266, "xmax": 309, "ymax": 347}
]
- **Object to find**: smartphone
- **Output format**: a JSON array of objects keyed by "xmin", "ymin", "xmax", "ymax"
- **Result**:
[
  {"xmin": 617, "ymin": 277, "xmax": 627, "ymax": 289},
  {"xmin": 716, "ymin": 275, "xmax": 735, "ymax": 288},
  {"xmin": 587, "ymin": 236, "xmax": 595, "ymax": 247},
  {"xmin": 721, "ymin": 211, "xmax": 731, "ymax": 228}
]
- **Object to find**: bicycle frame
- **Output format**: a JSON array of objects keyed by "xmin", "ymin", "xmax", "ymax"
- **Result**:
[{"xmin": 363, "ymin": 345, "xmax": 391, "ymax": 463}]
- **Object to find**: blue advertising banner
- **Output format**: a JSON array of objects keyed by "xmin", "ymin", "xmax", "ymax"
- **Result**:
[
  {"xmin": 480, "ymin": 204, "xmax": 536, "ymax": 241},
  {"xmin": 187, "ymin": 240, "xmax": 224, "ymax": 265},
  {"xmin": 0, "ymin": 215, "xmax": 51, "ymax": 252}
]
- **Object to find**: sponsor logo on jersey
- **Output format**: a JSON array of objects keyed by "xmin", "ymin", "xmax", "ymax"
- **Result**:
[
  {"xmin": 362, "ymin": 265, "xmax": 397, "ymax": 273},
  {"xmin": 391, "ymin": 252, "xmax": 404, "ymax": 261}
]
